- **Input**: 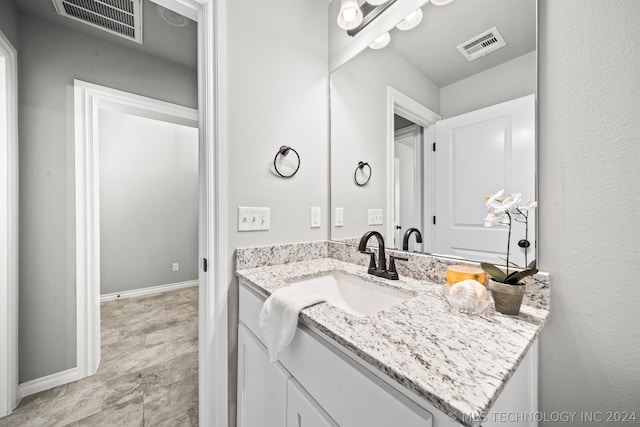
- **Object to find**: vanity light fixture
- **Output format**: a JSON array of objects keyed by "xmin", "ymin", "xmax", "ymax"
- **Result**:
[
  {"xmin": 396, "ymin": 8, "xmax": 423, "ymax": 31},
  {"xmin": 337, "ymin": 0, "xmax": 364, "ymax": 30},
  {"xmin": 369, "ymin": 32, "xmax": 391, "ymax": 49},
  {"xmin": 430, "ymin": 0, "xmax": 454, "ymax": 5}
]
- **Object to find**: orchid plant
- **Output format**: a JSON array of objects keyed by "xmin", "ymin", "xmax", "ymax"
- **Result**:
[{"xmin": 481, "ymin": 189, "xmax": 538, "ymax": 285}]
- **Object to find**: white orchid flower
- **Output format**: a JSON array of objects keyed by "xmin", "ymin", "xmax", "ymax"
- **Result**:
[
  {"xmin": 518, "ymin": 199, "xmax": 538, "ymax": 211},
  {"xmin": 483, "ymin": 210, "xmax": 507, "ymax": 227},
  {"xmin": 485, "ymin": 189, "xmax": 505, "ymax": 207}
]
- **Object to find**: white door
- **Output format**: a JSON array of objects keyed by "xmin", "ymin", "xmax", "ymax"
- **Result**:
[
  {"xmin": 393, "ymin": 125, "xmax": 422, "ymax": 251},
  {"xmin": 237, "ymin": 324, "xmax": 290, "ymax": 427},
  {"xmin": 287, "ymin": 379, "xmax": 338, "ymax": 427},
  {"xmin": 434, "ymin": 94, "xmax": 535, "ymax": 266}
]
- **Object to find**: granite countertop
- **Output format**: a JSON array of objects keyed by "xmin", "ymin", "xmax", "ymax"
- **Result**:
[{"xmin": 236, "ymin": 257, "xmax": 549, "ymax": 427}]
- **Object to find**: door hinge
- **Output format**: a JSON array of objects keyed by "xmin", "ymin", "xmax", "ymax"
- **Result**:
[
  {"xmin": 203, "ymin": 258, "xmax": 208, "ymax": 272},
  {"xmin": 432, "ymin": 216, "xmax": 436, "ymax": 225},
  {"xmin": 432, "ymin": 142, "xmax": 436, "ymax": 152}
]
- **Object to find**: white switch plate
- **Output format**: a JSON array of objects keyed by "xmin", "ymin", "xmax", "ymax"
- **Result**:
[
  {"xmin": 172, "ymin": 263, "xmax": 179, "ymax": 272},
  {"xmin": 238, "ymin": 207, "xmax": 270, "ymax": 231},
  {"xmin": 310, "ymin": 207, "xmax": 321, "ymax": 228},
  {"xmin": 368, "ymin": 209, "xmax": 383, "ymax": 226},
  {"xmin": 335, "ymin": 207, "xmax": 344, "ymax": 227}
]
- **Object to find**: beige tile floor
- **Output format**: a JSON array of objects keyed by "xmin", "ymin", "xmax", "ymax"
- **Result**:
[{"xmin": 0, "ymin": 286, "xmax": 199, "ymax": 427}]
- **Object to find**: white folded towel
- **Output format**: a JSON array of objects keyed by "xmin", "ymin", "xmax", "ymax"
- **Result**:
[{"xmin": 259, "ymin": 286, "xmax": 325, "ymax": 362}]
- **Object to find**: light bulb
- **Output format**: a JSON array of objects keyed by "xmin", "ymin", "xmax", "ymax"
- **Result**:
[
  {"xmin": 431, "ymin": 0, "xmax": 453, "ymax": 5},
  {"xmin": 369, "ymin": 32, "xmax": 390, "ymax": 50},
  {"xmin": 367, "ymin": 0, "xmax": 388, "ymax": 5},
  {"xmin": 337, "ymin": 0, "xmax": 363, "ymax": 30},
  {"xmin": 396, "ymin": 8, "xmax": 423, "ymax": 31}
]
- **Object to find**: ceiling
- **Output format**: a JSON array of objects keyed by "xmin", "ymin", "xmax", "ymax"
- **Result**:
[
  {"xmin": 12, "ymin": 0, "xmax": 197, "ymax": 70},
  {"xmin": 387, "ymin": 0, "xmax": 536, "ymax": 87}
]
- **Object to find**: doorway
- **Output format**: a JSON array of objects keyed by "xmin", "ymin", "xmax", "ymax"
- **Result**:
[{"xmin": 0, "ymin": 28, "xmax": 18, "ymax": 418}]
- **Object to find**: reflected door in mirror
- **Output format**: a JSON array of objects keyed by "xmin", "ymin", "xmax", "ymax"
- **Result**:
[{"xmin": 433, "ymin": 94, "xmax": 535, "ymax": 266}]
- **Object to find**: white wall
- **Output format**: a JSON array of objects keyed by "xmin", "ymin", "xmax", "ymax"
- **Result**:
[
  {"xmin": 440, "ymin": 51, "xmax": 536, "ymax": 119},
  {"xmin": 18, "ymin": 13, "xmax": 197, "ymax": 382},
  {"xmin": 99, "ymin": 110, "xmax": 198, "ymax": 295},
  {"xmin": 225, "ymin": 0, "xmax": 329, "ymax": 422},
  {"xmin": 331, "ymin": 46, "xmax": 439, "ymax": 241},
  {"xmin": 538, "ymin": 1, "xmax": 640, "ymax": 424}
]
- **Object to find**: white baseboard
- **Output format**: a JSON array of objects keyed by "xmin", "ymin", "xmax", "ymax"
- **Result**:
[
  {"xmin": 19, "ymin": 368, "xmax": 79, "ymax": 399},
  {"xmin": 100, "ymin": 280, "xmax": 198, "ymax": 302}
]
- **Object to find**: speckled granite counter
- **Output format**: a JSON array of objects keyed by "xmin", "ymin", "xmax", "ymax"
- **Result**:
[{"xmin": 236, "ymin": 245, "xmax": 549, "ymax": 427}]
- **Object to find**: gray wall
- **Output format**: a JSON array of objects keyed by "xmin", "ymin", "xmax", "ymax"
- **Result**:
[
  {"xmin": 538, "ymin": 1, "xmax": 640, "ymax": 424},
  {"xmin": 0, "ymin": 0, "xmax": 19, "ymax": 48},
  {"xmin": 330, "ymin": 47, "xmax": 439, "ymax": 241},
  {"xmin": 440, "ymin": 51, "xmax": 536, "ymax": 119},
  {"xmin": 99, "ymin": 109, "xmax": 198, "ymax": 295},
  {"xmin": 18, "ymin": 13, "xmax": 197, "ymax": 382},
  {"xmin": 225, "ymin": 0, "xmax": 329, "ymax": 422}
]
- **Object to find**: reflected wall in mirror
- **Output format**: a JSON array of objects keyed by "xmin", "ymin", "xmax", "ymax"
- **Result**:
[{"xmin": 330, "ymin": 0, "xmax": 537, "ymax": 266}]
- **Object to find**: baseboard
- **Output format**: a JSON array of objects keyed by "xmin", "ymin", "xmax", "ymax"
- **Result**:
[
  {"xmin": 19, "ymin": 367, "xmax": 79, "ymax": 399},
  {"xmin": 100, "ymin": 280, "xmax": 198, "ymax": 302}
]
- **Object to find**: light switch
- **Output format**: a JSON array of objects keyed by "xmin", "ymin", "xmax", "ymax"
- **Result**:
[
  {"xmin": 238, "ymin": 207, "xmax": 270, "ymax": 231},
  {"xmin": 310, "ymin": 207, "xmax": 321, "ymax": 228},
  {"xmin": 335, "ymin": 207, "xmax": 344, "ymax": 227},
  {"xmin": 368, "ymin": 209, "xmax": 383, "ymax": 226}
]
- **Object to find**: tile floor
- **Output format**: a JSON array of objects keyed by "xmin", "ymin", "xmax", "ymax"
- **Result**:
[{"xmin": 0, "ymin": 286, "xmax": 199, "ymax": 427}]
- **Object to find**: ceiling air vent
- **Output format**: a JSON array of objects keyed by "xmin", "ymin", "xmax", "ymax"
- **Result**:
[
  {"xmin": 51, "ymin": 0, "xmax": 143, "ymax": 44},
  {"xmin": 457, "ymin": 27, "xmax": 506, "ymax": 62}
]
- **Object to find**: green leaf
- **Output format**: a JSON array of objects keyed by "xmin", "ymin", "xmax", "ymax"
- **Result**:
[
  {"xmin": 504, "ymin": 267, "xmax": 539, "ymax": 284},
  {"xmin": 481, "ymin": 262, "xmax": 507, "ymax": 282},
  {"xmin": 527, "ymin": 260, "xmax": 537, "ymax": 269}
]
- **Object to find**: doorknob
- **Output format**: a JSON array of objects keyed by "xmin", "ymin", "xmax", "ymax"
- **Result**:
[{"xmin": 518, "ymin": 239, "xmax": 531, "ymax": 248}]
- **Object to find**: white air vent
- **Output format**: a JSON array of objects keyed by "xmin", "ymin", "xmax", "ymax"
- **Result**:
[
  {"xmin": 51, "ymin": 0, "xmax": 143, "ymax": 44},
  {"xmin": 457, "ymin": 27, "xmax": 506, "ymax": 62}
]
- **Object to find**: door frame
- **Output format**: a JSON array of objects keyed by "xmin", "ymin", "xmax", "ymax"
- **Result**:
[
  {"xmin": 394, "ymin": 124, "xmax": 423, "ymax": 248},
  {"xmin": 73, "ymin": 79, "xmax": 199, "ymax": 377},
  {"xmin": 386, "ymin": 87, "xmax": 439, "ymax": 246},
  {"xmin": 0, "ymin": 29, "xmax": 19, "ymax": 417},
  {"xmin": 72, "ymin": 1, "xmax": 228, "ymax": 426}
]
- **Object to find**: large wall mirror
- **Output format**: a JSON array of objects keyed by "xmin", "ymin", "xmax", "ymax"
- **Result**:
[{"xmin": 330, "ymin": 0, "xmax": 537, "ymax": 267}]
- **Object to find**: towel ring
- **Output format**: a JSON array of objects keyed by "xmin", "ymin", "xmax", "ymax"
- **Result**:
[
  {"xmin": 273, "ymin": 145, "xmax": 300, "ymax": 178},
  {"xmin": 354, "ymin": 161, "xmax": 372, "ymax": 186}
]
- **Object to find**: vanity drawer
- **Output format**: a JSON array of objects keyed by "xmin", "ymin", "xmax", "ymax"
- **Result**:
[
  {"xmin": 279, "ymin": 326, "xmax": 433, "ymax": 427},
  {"xmin": 239, "ymin": 281, "xmax": 266, "ymax": 343}
]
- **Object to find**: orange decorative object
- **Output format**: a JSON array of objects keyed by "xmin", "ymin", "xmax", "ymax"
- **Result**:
[{"xmin": 446, "ymin": 265, "xmax": 487, "ymax": 286}]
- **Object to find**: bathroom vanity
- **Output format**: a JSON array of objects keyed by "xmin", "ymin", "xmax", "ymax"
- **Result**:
[{"xmin": 235, "ymin": 242, "xmax": 549, "ymax": 427}]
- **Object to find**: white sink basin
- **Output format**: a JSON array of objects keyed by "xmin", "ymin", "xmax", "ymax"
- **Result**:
[{"xmin": 288, "ymin": 271, "xmax": 413, "ymax": 317}]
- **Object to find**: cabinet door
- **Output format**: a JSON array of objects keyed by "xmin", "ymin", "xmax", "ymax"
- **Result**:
[
  {"xmin": 237, "ymin": 324, "xmax": 290, "ymax": 427},
  {"xmin": 287, "ymin": 379, "xmax": 338, "ymax": 427}
]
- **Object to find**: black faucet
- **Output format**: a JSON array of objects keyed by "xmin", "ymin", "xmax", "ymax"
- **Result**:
[
  {"xmin": 402, "ymin": 228, "xmax": 423, "ymax": 251},
  {"xmin": 358, "ymin": 231, "xmax": 407, "ymax": 280}
]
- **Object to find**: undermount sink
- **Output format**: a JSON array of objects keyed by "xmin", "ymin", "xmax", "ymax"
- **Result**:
[{"xmin": 288, "ymin": 271, "xmax": 414, "ymax": 317}]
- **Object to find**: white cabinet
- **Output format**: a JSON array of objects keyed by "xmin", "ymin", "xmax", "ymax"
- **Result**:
[
  {"xmin": 238, "ymin": 282, "xmax": 537, "ymax": 427},
  {"xmin": 287, "ymin": 379, "xmax": 339, "ymax": 427},
  {"xmin": 237, "ymin": 324, "xmax": 290, "ymax": 427}
]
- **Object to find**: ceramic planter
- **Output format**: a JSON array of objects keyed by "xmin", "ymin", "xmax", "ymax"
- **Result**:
[{"xmin": 490, "ymin": 279, "xmax": 526, "ymax": 315}]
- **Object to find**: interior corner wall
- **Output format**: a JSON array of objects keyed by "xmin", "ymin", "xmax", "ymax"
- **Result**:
[
  {"xmin": 0, "ymin": 0, "xmax": 19, "ymax": 48},
  {"xmin": 18, "ymin": 12, "xmax": 197, "ymax": 383},
  {"xmin": 440, "ymin": 51, "xmax": 536, "ymax": 119},
  {"xmin": 99, "ymin": 110, "xmax": 198, "ymax": 295},
  {"xmin": 225, "ymin": 0, "xmax": 329, "ymax": 423},
  {"xmin": 538, "ymin": 1, "xmax": 640, "ymax": 425}
]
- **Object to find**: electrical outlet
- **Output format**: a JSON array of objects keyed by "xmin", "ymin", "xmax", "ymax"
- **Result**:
[
  {"xmin": 172, "ymin": 262, "xmax": 179, "ymax": 272},
  {"xmin": 310, "ymin": 207, "xmax": 321, "ymax": 228},
  {"xmin": 238, "ymin": 207, "xmax": 270, "ymax": 231},
  {"xmin": 335, "ymin": 207, "xmax": 344, "ymax": 227},
  {"xmin": 368, "ymin": 209, "xmax": 383, "ymax": 226}
]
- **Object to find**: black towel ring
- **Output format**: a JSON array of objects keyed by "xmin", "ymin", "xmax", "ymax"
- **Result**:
[
  {"xmin": 354, "ymin": 161, "xmax": 372, "ymax": 186},
  {"xmin": 273, "ymin": 145, "xmax": 300, "ymax": 178}
]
